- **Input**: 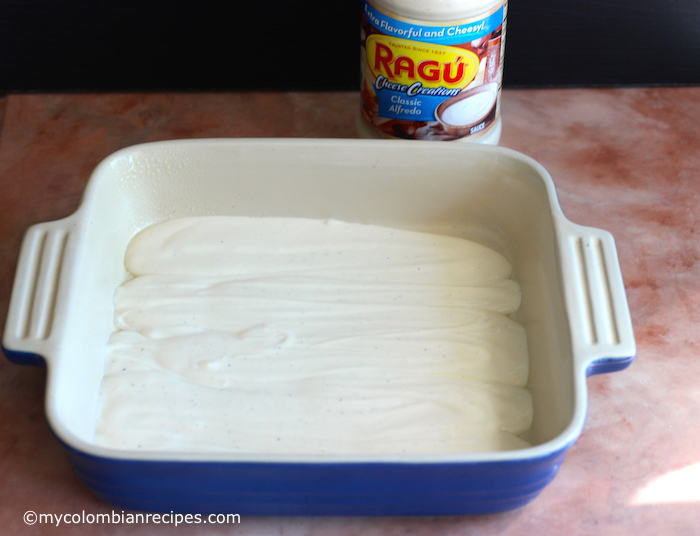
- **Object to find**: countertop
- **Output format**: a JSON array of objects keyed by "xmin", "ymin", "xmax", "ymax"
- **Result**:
[{"xmin": 1, "ymin": 88, "xmax": 699, "ymax": 534}]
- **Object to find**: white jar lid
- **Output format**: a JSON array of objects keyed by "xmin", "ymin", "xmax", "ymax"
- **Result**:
[{"xmin": 374, "ymin": 0, "xmax": 503, "ymax": 22}]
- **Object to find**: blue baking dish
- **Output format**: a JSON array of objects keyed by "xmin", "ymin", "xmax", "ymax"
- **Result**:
[{"xmin": 3, "ymin": 139, "xmax": 635, "ymax": 515}]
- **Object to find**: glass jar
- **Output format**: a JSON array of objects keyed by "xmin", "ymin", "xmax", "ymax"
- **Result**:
[{"xmin": 359, "ymin": 0, "xmax": 507, "ymax": 143}]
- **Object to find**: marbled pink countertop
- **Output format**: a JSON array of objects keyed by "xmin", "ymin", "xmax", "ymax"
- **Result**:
[{"xmin": 1, "ymin": 88, "xmax": 699, "ymax": 534}]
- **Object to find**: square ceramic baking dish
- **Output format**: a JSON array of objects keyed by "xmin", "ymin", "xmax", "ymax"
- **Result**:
[{"xmin": 3, "ymin": 138, "xmax": 635, "ymax": 516}]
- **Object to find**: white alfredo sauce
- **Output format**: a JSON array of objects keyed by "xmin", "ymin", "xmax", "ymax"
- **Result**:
[
  {"xmin": 95, "ymin": 216, "xmax": 533, "ymax": 454},
  {"xmin": 440, "ymin": 89, "xmax": 498, "ymax": 127}
]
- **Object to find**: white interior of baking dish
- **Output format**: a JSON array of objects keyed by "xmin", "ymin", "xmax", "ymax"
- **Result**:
[{"xmin": 26, "ymin": 139, "xmax": 625, "ymax": 462}]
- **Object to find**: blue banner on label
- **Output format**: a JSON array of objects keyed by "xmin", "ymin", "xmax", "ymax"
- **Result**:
[
  {"xmin": 363, "ymin": 0, "xmax": 503, "ymax": 45},
  {"xmin": 375, "ymin": 90, "xmax": 446, "ymax": 122}
]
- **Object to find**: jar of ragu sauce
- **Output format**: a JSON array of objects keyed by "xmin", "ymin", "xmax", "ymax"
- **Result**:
[{"xmin": 358, "ymin": 0, "xmax": 507, "ymax": 143}]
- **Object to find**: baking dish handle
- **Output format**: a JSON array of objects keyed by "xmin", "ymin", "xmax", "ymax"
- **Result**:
[
  {"xmin": 2, "ymin": 216, "xmax": 78, "ymax": 368},
  {"xmin": 559, "ymin": 223, "xmax": 636, "ymax": 376}
]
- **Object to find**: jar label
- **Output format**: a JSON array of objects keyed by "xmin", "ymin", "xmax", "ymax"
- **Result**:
[{"xmin": 361, "ymin": 0, "xmax": 506, "ymax": 141}]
